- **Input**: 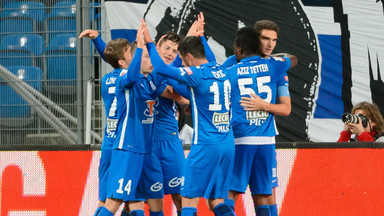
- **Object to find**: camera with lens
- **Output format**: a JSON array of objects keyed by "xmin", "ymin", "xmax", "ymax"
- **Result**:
[{"xmin": 341, "ymin": 113, "xmax": 368, "ymax": 127}]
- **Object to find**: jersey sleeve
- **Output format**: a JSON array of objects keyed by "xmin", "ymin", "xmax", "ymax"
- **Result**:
[
  {"xmin": 222, "ymin": 55, "xmax": 238, "ymax": 68},
  {"xmin": 277, "ymin": 73, "xmax": 290, "ymax": 97},
  {"xmin": 119, "ymin": 48, "xmax": 142, "ymax": 88},
  {"xmin": 147, "ymin": 42, "xmax": 201, "ymax": 87},
  {"xmin": 170, "ymin": 54, "xmax": 183, "ymax": 67},
  {"xmin": 274, "ymin": 57, "xmax": 291, "ymax": 97},
  {"xmin": 153, "ymin": 72, "xmax": 168, "ymax": 97},
  {"xmin": 272, "ymin": 56, "xmax": 291, "ymax": 73},
  {"xmin": 165, "ymin": 78, "xmax": 190, "ymax": 99},
  {"xmin": 92, "ymin": 34, "xmax": 106, "ymax": 61},
  {"xmin": 200, "ymin": 36, "xmax": 216, "ymax": 63}
]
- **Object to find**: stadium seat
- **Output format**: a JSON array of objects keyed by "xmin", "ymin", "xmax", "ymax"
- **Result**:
[
  {"xmin": 0, "ymin": 0, "xmax": 16, "ymax": 9},
  {"xmin": 0, "ymin": 34, "xmax": 44, "ymax": 67},
  {"xmin": 0, "ymin": 66, "xmax": 43, "ymax": 126},
  {"xmin": 44, "ymin": 33, "xmax": 77, "ymax": 94},
  {"xmin": 90, "ymin": 2, "xmax": 101, "ymax": 30},
  {"xmin": 0, "ymin": 1, "xmax": 46, "ymax": 40},
  {"xmin": 45, "ymin": 1, "xmax": 76, "ymax": 44}
]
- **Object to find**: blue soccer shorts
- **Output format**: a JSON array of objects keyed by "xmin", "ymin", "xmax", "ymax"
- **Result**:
[
  {"xmin": 136, "ymin": 139, "xmax": 185, "ymax": 199},
  {"xmin": 272, "ymin": 145, "xmax": 278, "ymax": 188},
  {"xmin": 98, "ymin": 148, "xmax": 113, "ymax": 202},
  {"xmin": 106, "ymin": 149, "xmax": 145, "ymax": 201},
  {"xmin": 229, "ymin": 144, "xmax": 274, "ymax": 195},
  {"xmin": 181, "ymin": 142, "xmax": 235, "ymax": 199}
]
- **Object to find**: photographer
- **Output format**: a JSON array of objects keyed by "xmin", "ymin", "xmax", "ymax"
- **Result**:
[{"xmin": 338, "ymin": 102, "xmax": 384, "ymax": 142}]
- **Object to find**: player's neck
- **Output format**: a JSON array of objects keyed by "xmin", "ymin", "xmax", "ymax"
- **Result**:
[
  {"xmin": 141, "ymin": 71, "xmax": 149, "ymax": 77},
  {"xmin": 194, "ymin": 58, "xmax": 208, "ymax": 66}
]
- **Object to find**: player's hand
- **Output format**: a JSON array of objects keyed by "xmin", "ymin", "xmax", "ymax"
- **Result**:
[
  {"xmin": 141, "ymin": 18, "xmax": 153, "ymax": 44},
  {"xmin": 136, "ymin": 22, "xmax": 145, "ymax": 49},
  {"xmin": 240, "ymin": 93, "xmax": 267, "ymax": 111},
  {"xmin": 196, "ymin": 12, "xmax": 205, "ymax": 36},
  {"xmin": 186, "ymin": 21, "xmax": 199, "ymax": 37},
  {"xmin": 78, "ymin": 29, "xmax": 99, "ymax": 39},
  {"xmin": 184, "ymin": 105, "xmax": 191, "ymax": 116},
  {"xmin": 186, "ymin": 12, "xmax": 204, "ymax": 37}
]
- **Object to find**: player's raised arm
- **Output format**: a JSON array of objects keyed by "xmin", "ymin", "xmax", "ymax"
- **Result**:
[
  {"xmin": 142, "ymin": 21, "xmax": 181, "ymax": 81},
  {"xmin": 186, "ymin": 12, "xmax": 216, "ymax": 63},
  {"xmin": 79, "ymin": 29, "xmax": 107, "ymax": 61},
  {"xmin": 119, "ymin": 24, "xmax": 145, "ymax": 88}
]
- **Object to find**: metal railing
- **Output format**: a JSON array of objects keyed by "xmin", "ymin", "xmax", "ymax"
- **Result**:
[{"xmin": 0, "ymin": 0, "xmax": 104, "ymax": 145}]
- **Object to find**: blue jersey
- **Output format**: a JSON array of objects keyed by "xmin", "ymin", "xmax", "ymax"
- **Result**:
[
  {"xmin": 152, "ymin": 36, "xmax": 215, "ymax": 142},
  {"xmin": 154, "ymin": 95, "xmax": 179, "ymax": 141},
  {"xmin": 147, "ymin": 42, "xmax": 234, "ymax": 145},
  {"xmin": 151, "ymin": 71, "xmax": 180, "ymax": 142},
  {"xmin": 113, "ymin": 48, "xmax": 159, "ymax": 153},
  {"xmin": 100, "ymin": 70, "xmax": 120, "ymax": 149},
  {"xmin": 227, "ymin": 55, "xmax": 290, "ymax": 142}
]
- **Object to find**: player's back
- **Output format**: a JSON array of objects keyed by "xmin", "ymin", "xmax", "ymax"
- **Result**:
[
  {"xmin": 181, "ymin": 62, "xmax": 233, "ymax": 145},
  {"xmin": 227, "ymin": 55, "xmax": 287, "ymax": 138},
  {"xmin": 101, "ymin": 70, "xmax": 120, "ymax": 148}
]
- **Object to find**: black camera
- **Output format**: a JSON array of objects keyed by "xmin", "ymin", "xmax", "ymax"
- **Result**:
[{"xmin": 341, "ymin": 113, "xmax": 368, "ymax": 127}]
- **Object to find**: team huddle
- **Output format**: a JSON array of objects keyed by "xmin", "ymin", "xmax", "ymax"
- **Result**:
[{"xmin": 79, "ymin": 12, "xmax": 297, "ymax": 216}]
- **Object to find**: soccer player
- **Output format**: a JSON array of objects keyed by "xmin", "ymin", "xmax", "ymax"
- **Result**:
[
  {"xmin": 143, "ymin": 21, "xmax": 236, "ymax": 216},
  {"xmin": 92, "ymin": 38, "xmax": 132, "ymax": 216},
  {"xmin": 224, "ymin": 26, "xmax": 292, "ymax": 216},
  {"xmin": 97, "ymin": 22, "xmax": 160, "ymax": 216},
  {"xmin": 223, "ymin": 20, "xmax": 296, "ymax": 216}
]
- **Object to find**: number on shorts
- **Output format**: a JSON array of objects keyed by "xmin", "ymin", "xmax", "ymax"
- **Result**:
[{"xmin": 116, "ymin": 178, "xmax": 132, "ymax": 195}]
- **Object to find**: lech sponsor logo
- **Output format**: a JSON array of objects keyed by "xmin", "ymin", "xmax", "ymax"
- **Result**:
[{"xmin": 212, "ymin": 112, "xmax": 229, "ymax": 125}]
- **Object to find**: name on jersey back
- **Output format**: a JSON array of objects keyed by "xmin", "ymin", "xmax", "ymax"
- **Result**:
[{"xmin": 237, "ymin": 64, "xmax": 268, "ymax": 75}]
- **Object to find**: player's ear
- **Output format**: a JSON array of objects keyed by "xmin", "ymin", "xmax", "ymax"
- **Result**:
[
  {"xmin": 118, "ymin": 59, "xmax": 126, "ymax": 67},
  {"xmin": 237, "ymin": 47, "xmax": 243, "ymax": 55},
  {"xmin": 186, "ymin": 53, "xmax": 194, "ymax": 60}
]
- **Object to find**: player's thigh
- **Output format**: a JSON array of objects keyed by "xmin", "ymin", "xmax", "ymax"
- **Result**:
[
  {"xmin": 249, "ymin": 144, "xmax": 274, "ymax": 195},
  {"xmin": 136, "ymin": 151, "xmax": 164, "ymax": 199},
  {"xmin": 229, "ymin": 145, "xmax": 258, "ymax": 193},
  {"xmin": 157, "ymin": 139, "xmax": 184, "ymax": 194},
  {"xmin": 182, "ymin": 143, "xmax": 233, "ymax": 199},
  {"xmin": 107, "ymin": 149, "xmax": 145, "ymax": 201},
  {"xmin": 99, "ymin": 148, "xmax": 113, "ymax": 201}
]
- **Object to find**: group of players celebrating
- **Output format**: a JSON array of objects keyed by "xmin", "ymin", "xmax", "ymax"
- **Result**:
[{"xmin": 79, "ymin": 12, "xmax": 297, "ymax": 216}]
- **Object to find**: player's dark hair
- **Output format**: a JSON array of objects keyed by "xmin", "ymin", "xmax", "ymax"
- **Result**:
[
  {"xmin": 234, "ymin": 27, "xmax": 259, "ymax": 56},
  {"xmin": 157, "ymin": 31, "xmax": 181, "ymax": 47},
  {"xmin": 254, "ymin": 20, "xmax": 279, "ymax": 35},
  {"xmin": 178, "ymin": 36, "xmax": 206, "ymax": 59},
  {"xmin": 104, "ymin": 38, "xmax": 130, "ymax": 69}
]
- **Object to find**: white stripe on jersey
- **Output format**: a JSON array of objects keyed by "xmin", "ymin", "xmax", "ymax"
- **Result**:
[
  {"xmin": 234, "ymin": 136, "xmax": 276, "ymax": 145},
  {"xmin": 190, "ymin": 87, "xmax": 198, "ymax": 145},
  {"xmin": 273, "ymin": 118, "xmax": 279, "ymax": 135},
  {"xmin": 118, "ymin": 89, "xmax": 130, "ymax": 149}
]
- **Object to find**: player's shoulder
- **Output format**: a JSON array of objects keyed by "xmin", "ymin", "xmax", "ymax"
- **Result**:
[
  {"xmin": 269, "ymin": 56, "xmax": 290, "ymax": 65},
  {"xmin": 118, "ymin": 68, "xmax": 128, "ymax": 76}
]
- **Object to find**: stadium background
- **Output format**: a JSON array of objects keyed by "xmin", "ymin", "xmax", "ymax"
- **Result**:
[{"xmin": 1, "ymin": 0, "xmax": 384, "ymax": 215}]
